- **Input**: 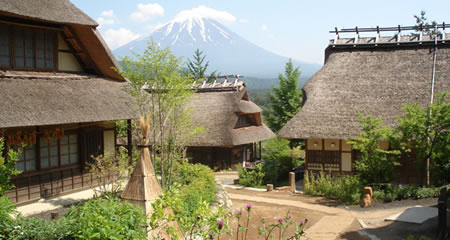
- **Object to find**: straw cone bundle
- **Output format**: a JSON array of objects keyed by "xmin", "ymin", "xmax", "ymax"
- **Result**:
[{"xmin": 121, "ymin": 115, "xmax": 162, "ymax": 215}]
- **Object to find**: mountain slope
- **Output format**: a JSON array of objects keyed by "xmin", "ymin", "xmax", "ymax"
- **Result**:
[{"xmin": 114, "ymin": 16, "xmax": 321, "ymax": 78}]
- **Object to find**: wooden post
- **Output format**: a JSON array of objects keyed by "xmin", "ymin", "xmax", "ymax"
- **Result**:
[
  {"xmin": 51, "ymin": 212, "xmax": 59, "ymax": 220},
  {"xmin": 267, "ymin": 184, "xmax": 273, "ymax": 192},
  {"xmin": 289, "ymin": 172, "xmax": 296, "ymax": 192},
  {"xmin": 127, "ymin": 119, "xmax": 132, "ymax": 164}
]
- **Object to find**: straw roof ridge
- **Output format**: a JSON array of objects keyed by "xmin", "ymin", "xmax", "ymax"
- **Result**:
[
  {"xmin": 186, "ymin": 87, "xmax": 275, "ymax": 146},
  {"xmin": 0, "ymin": 0, "xmax": 97, "ymax": 26},
  {"xmin": 278, "ymin": 44, "xmax": 450, "ymax": 140},
  {"xmin": 0, "ymin": 71, "xmax": 136, "ymax": 129}
]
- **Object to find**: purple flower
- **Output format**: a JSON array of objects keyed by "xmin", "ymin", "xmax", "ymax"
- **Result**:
[
  {"xmin": 246, "ymin": 204, "xmax": 252, "ymax": 210},
  {"xmin": 278, "ymin": 218, "xmax": 284, "ymax": 224},
  {"xmin": 235, "ymin": 209, "xmax": 243, "ymax": 215},
  {"xmin": 300, "ymin": 221, "xmax": 305, "ymax": 225},
  {"xmin": 217, "ymin": 220, "xmax": 225, "ymax": 230},
  {"xmin": 209, "ymin": 231, "xmax": 214, "ymax": 239},
  {"xmin": 196, "ymin": 215, "xmax": 201, "ymax": 220}
]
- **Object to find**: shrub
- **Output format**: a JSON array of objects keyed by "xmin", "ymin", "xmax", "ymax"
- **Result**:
[
  {"xmin": 5, "ymin": 216, "xmax": 73, "ymax": 240},
  {"xmin": 0, "ymin": 138, "xmax": 22, "ymax": 195},
  {"xmin": 65, "ymin": 197, "xmax": 147, "ymax": 240},
  {"xmin": 237, "ymin": 164, "xmax": 265, "ymax": 187},
  {"xmin": 304, "ymin": 172, "xmax": 362, "ymax": 205},
  {"xmin": 0, "ymin": 195, "xmax": 17, "ymax": 239},
  {"xmin": 157, "ymin": 161, "xmax": 218, "ymax": 231},
  {"xmin": 348, "ymin": 113, "xmax": 400, "ymax": 185},
  {"xmin": 86, "ymin": 146, "xmax": 133, "ymax": 198},
  {"xmin": 262, "ymin": 138, "xmax": 303, "ymax": 185}
]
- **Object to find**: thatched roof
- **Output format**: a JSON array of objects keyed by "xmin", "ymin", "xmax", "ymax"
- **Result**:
[
  {"xmin": 0, "ymin": 71, "xmax": 135, "ymax": 129},
  {"xmin": 278, "ymin": 36, "xmax": 450, "ymax": 140},
  {"xmin": 0, "ymin": 0, "xmax": 97, "ymax": 26},
  {"xmin": 186, "ymin": 82, "xmax": 275, "ymax": 147}
]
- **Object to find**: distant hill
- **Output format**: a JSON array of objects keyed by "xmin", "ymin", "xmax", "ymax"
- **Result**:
[
  {"xmin": 244, "ymin": 75, "xmax": 310, "ymax": 90},
  {"xmin": 114, "ymin": 15, "xmax": 321, "ymax": 79}
]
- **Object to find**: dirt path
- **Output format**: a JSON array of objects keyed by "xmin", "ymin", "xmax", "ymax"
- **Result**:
[{"xmin": 225, "ymin": 188, "xmax": 358, "ymax": 240}]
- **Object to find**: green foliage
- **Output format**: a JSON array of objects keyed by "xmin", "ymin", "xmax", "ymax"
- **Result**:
[
  {"xmin": 348, "ymin": 112, "xmax": 400, "ymax": 184},
  {"xmin": 115, "ymin": 120, "xmax": 137, "ymax": 138},
  {"xmin": 304, "ymin": 172, "xmax": 362, "ymax": 205},
  {"xmin": 5, "ymin": 216, "xmax": 73, "ymax": 240},
  {"xmin": 371, "ymin": 185, "xmax": 441, "ymax": 203},
  {"xmin": 151, "ymin": 161, "xmax": 218, "ymax": 233},
  {"xmin": 118, "ymin": 40, "xmax": 202, "ymax": 189},
  {"xmin": 0, "ymin": 195, "xmax": 17, "ymax": 239},
  {"xmin": 86, "ymin": 147, "xmax": 134, "ymax": 198},
  {"xmin": 65, "ymin": 197, "xmax": 147, "ymax": 240},
  {"xmin": 395, "ymin": 91, "xmax": 450, "ymax": 186},
  {"xmin": 0, "ymin": 138, "xmax": 22, "ymax": 195},
  {"xmin": 262, "ymin": 138, "xmax": 303, "ymax": 185},
  {"xmin": 237, "ymin": 164, "xmax": 265, "ymax": 187},
  {"xmin": 413, "ymin": 11, "xmax": 438, "ymax": 35},
  {"xmin": 187, "ymin": 48, "xmax": 209, "ymax": 80},
  {"xmin": 263, "ymin": 59, "xmax": 303, "ymax": 132}
]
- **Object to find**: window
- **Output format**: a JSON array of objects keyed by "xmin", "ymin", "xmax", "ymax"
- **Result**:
[
  {"xmin": 40, "ymin": 134, "xmax": 79, "ymax": 169},
  {"xmin": 235, "ymin": 114, "xmax": 254, "ymax": 128},
  {"xmin": 80, "ymin": 129, "xmax": 104, "ymax": 164},
  {"xmin": 13, "ymin": 144, "xmax": 36, "ymax": 172},
  {"xmin": 0, "ymin": 23, "xmax": 56, "ymax": 70}
]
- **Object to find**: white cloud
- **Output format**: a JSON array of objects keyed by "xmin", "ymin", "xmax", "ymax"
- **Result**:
[
  {"xmin": 261, "ymin": 24, "xmax": 268, "ymax": 31},
  {"xmin": 97, "ymin": 17, "xmax": 114, "ymax": 26},
  {"xmin": 101, "ymin": 10, "xmax": 115, "ymax": 17},
  {"xmin": 239, "ymin": 18, "xmax": 249, "ymax": 23},
  {"xmin": 97, "ymin": 10, "xmax": 116, "ymax": 28},
  {"xmin": 174, "ymin": 5, "xmax": 236, "ymax": 24},
  {"xmin": 102, "ymin": 28, "xmax": 141, "ymax": 49},
  {"xmin": 130, "ymin": 3, "xmax": 164, "ymax": 22}
]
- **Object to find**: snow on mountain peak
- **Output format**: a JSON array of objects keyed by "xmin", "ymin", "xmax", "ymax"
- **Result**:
[{"xmin": 160, "ymin": 13, "xmax": 233, "ymax": 45}]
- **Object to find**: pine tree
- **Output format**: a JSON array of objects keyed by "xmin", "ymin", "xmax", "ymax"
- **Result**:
[
  {"xmin": 187, "ymin": 49, "xmax": 209, "ymax": 80},
  {"xmin": 263, "ymin": 59, "xmax": 303, "ymax": 132}
]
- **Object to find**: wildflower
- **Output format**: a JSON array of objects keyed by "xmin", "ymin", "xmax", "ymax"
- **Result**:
[
  {"xmin": 209, "ymin": 231, "xmax": 214, "ymax": 239},
  {"xmin": 246, "ymin": 204, "xmax": 252, "ymax": 211},
  {"xmin": 196, "ymin": 215, "xmax": 201, "ymax": 220},
  {"xmin": 278, "ymin": 218, "xmax": 284, "ymax": 224},
  {"xmin": 300, "ymin": 221, "xmax": 305, "ymax": 225},
  {"xmin": 217, "ymin": 220, "xmax": 225, "ymax": 230}
]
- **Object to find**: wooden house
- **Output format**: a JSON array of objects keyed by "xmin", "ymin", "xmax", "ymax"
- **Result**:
[
  {"xmin": 278, "ymin": 25, "xmax": 450, "ymax": 184},
  {"xmin": 185, "ymin": 78, "xmax": 275, "ymax": 170},
  {"xmin": 0, "ymin": 0, "xmax": 134, "ymax": 204}
]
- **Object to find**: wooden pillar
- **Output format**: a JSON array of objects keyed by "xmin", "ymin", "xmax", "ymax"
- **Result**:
[
  {"xmin": 289, "ymin": 172, "xmax": 296, "ymax": 192},
  {"xmin": 127, "ymin": 119, "xmax": 132, "ymax": 163}
]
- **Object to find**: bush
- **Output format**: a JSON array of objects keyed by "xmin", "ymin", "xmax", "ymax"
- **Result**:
[
  {"xmin": 5, "ymin": 216, "xmax": 73, "ymax": 240},
  {"xmin": 65, "ymin": 197, "xmax": 147, "ymax": 240},
  {"xmin": 372, "ymin": 184, "xmax": 442, "ymax": 203},
  {"xmin": 304, "ymin": 172, "xmax": 363, "ymax": 205},
  {"xmin": 262, "ymin": 138, "xmax": 303, "ymax": 185},
  {"xmin": 0, "ymin": 195, "xmax": 17, "ymax": 239},
  {"xmin": 162, "ymin": 161, "xmax": 218, "ymax": 231},
  {"xmin": 237, "ymin": 164, "xmax": 265, "ymax": 187}
]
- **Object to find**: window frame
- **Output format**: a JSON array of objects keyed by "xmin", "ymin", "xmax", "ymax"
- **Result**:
[
  {"xmin": 0, "ymin": 23, "xmax": 57, "ymax": 71},
  {"xmin": 39, "ymin": 133, "xmax": 80, "ymax": 170}
]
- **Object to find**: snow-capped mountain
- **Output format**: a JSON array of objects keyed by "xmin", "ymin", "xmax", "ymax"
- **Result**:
[{"xmin": 114, "ymin": 16, "xmax": 321, "ymax": 79}]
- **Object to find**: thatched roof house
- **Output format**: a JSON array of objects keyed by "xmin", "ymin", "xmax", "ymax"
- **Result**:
[
  {"xmin": 278, "ymin": 25, "xmax": 450, "ymax": 183},
  {"xmin": 0, "ymin": 0, "xmax": 134, "ymax": 204},
  {"xmin": 186, "ymin": 79, "xmax": 275, "ymax": 169}
]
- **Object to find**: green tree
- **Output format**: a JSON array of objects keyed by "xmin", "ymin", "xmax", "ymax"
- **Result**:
[
  {"xmin": 413, "ymin": 11, "xmax": 438, "ymax": 35},
  {"xmin": 263, "ymin": 59, "xmax": 303, "ymax": 132},
  {"xmin": 0, "ymin": 138, "xmax": 21, "ymax": 195},
  {"xmin": 395, "ymin": 91, "xmax": 450, "ymax": 186},
  {"xmin": 187, "ymin": 49, "xmax": 209, "ymax": 80},
  {"xmin": 348, "ymin": 112, "xmax": 400, "ymax": 184},
  {"xmin": 118, "ymin": 41, "xmax": 202, "ymax": 189}
]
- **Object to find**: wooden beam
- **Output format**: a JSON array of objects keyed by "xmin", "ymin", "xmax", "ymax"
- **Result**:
[{"xmin": 127, "ymin": 119, "xmax": 132, "ymax": 161}]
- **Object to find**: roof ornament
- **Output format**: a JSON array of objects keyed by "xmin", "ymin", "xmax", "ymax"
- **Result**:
[{"xmin": 354, "ymin": 26, "xmax": 359, "ymax": 47}]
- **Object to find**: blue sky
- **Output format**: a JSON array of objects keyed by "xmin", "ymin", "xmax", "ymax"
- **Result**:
[{"xmin": 72, "ymin": 0, "xmax": 450, "ymax": 64}]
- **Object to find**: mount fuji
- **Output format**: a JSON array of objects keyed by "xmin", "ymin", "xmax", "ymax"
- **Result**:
[{"xmin": 114, "ymin": 16, "xmax": 321, "ymax": 80}]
